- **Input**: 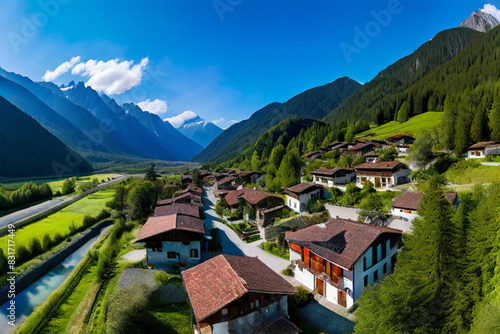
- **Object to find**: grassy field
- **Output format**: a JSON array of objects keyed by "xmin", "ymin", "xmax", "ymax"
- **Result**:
[
  {"xmin": 356, "ymin": 112, "xmax": 444, "ymax": 140},
  {"xmin": 0, "ymin": 173, "xmax": 121, "ymax": 192},
  {"xmin": 0, "ymin": 188, "xmax": 115, "ymax": 253},
  {"xmin": 445, "ymin": 164, "xmax": 500, "ymax": 185}
]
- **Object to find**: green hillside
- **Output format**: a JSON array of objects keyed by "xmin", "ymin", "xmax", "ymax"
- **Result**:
[{"xmin": 356, "ymin": 112, "xmax": 444, "ymax": 140}]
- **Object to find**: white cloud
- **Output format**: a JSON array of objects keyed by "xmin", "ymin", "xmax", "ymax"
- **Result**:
[
  {"xmin": 212, "ymin": 118, "xmax": 239, "ymax": 129},
  {"xmin": 42, "ymin": 56, "xmax": 149, "ymax": 94},
  {"xmin": 137, "ymin": 99, "xmax": 168, "ymax": 115},
  {"xmin": 42, "ymin": 56, "xmax": 81, "ymax": 82},
  {"xmin": 165, "ymin": 110, "xmax": 198, "ymax": 128},
  {"xmin": 481, "ymin": 4, "xmax": 500, "ymax": 22}
]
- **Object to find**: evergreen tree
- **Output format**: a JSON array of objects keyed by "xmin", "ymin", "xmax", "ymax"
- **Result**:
[
  {"xmin": 396, "ymin": 101, "xmax": 410, "ymax": 123},
  {"xmin": 144, "ymin": 163, "xmax": 158, "ymax": 182},
  {"xmin": 489, "ymin": 87, "xmax": 500, "ymax": 140},
  {"xmin": 250, "ymin": 151, "xmax": 260, "ymax": 171}
]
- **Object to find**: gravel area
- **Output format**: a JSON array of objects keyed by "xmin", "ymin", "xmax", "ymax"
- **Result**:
[{"xmin": 120, "ymin": 249, "xmax": 146, "ymax": 262}]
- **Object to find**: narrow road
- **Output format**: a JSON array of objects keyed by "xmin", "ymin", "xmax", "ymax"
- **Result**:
[
  {"xmin": 0, "ymin": 175, "xmax": 127, "ymax": 228},
  {"xmin": 202, "ymin": 186, "xmax": 290, "ymax": 274}
]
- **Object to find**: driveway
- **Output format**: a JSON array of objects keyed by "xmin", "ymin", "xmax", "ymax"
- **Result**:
[
  {"xmin": 0, "ymin": 175, "xmax": 127, "ymax": 228},
  {"xmin": 300, "ymin": 300, "xmax": 355, "ymax": 334}
]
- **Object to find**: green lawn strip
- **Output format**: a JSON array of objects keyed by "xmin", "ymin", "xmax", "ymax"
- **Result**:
[
  {"xmin": 40, "ymin": 264, "xmax": 98, "ymax": 334},
  {"xmin": 151, "ymin": 303, "xmax": 193, "ymax": 334},
  {"xmin": 62, "ymin": 188, "xmax": 115, "ymax": 215},
  {"xmin": 356, "ymin": 111, "xmax": 443, "ymax": 140},
  {"xmin": 445, "ymin": 165, "xmax": 500, "ymax": 185},
  {"xmin": 260, "ymin": 242, "xmax": 290, "ymax": 260}
]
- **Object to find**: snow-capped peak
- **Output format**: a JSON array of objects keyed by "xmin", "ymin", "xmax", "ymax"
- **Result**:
[{"xmin": 460, "ymin": 5, "xmax": 500, "ymax": 32}]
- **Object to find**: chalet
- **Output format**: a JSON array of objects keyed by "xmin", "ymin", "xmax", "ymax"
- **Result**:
[
  {"xmin": 216, "ymin": 176, "xmax": 239, "ymax": 191},
  {"xmin": 182, "ymin": 254, "xmax": 298, "ymax": 334},
  {"xmin": 319, "ymin": 142, "xmax": 348, "ymax": 153},
  {"xmin": 310, "ymin": 167, "xmax": 356, "ymax": 187},
  {"xmin": 364, "ymin": 151, "xmax": 379, "ymax": 163},
  {"xmin": 386, "ymin": 134, "xmax": 415, "ymax": 145},
  {"xmin": 467, "ymin": 141, "xmax": 500, "ymax": 158},
  {"xmin": 224, "ymin": 188, "xmax": 284, "ymax": 221},
  {"xmin": 237, "ymin": 171, "xmax": 263, "ymax": 184},
  {"xmin": 182, "ymin": 175, "xmax": 193, "ymax": 185},
  {"xmin": 394, "ymin": 143, "xmax": 410, "ymax": 155},
  {"xmin": 134, "ymin": 212, "xmax": 206, "ymax": 269},
  {"xmin": 392, "ymin": 191, "xmax": 459, "ymax": 221},
  {"xmin": 305, "ymin": 151, "xmax": 322, "ymax": 161},
  {"xmin": 355, "ymin": 161, "xmax": 411, "ymax": 188},
  {"xmin": 286, "ymin": 218, "xmax": 403, "ymax": 308},
  {"xmin": 154, "ymin": 203, "xmax": 200, "ymax": 218},
  {"xmin": 347, "ymin": 142, "xmax": 374, "ymax": 156},
  {"xmin": 283, "ymin": 182, "xmax": 322, "ymax": 213},
  {"xmin": 174, "ymin": 184, "xmax": 203, "ymax": 197},
  {"xmin": 157, "ymin": 192, "xmax": 203, "ymax": 208}
]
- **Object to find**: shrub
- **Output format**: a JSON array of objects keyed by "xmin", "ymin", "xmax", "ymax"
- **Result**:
[
  {"xmin": 83, "ymin": 215, "xmax": 96, "ymax": 229},
  {"xmin": 29, "ymin": 238, "xmax": 43, "ymax": 257},
  {"xmin": 294, "ymin": 286, "xmax": 310, "ymax": 307},
  {"xmin": 154, "ymin": 271, "xmax": 171, "ymax": 285},
  {"xmin": 282, "ymin": 268, "xmax": 293, "ymax": 276},
  {"xmin": 42, "ymin": 233, "xmax": 53, "ymax": 251},
  {"xmin": 16, "ymin": 245, "xmax": 31, "ymax": 264}
]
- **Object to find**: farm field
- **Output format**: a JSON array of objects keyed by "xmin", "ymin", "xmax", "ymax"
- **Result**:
[
  {"xmin": 356, "ymin": 111, "xmax": 444, "ymax": 140},
  {"xmin": 0, "ymin": 173, "xmax": 121, "ymax": 192},
  {"xmin": 0, "ymin": 187, "xmax": 115, "ymax": 253}
]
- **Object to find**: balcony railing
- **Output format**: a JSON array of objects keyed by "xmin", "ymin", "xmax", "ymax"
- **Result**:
[{"xmin": 292, "ymin": 259, "xmax": 344, "ymax": 290}]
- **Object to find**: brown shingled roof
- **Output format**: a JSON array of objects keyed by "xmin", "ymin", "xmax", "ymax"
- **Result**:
[
  {"xmin": 283, "ymin": 182, "xmax": 322, "ymax": 195},
  {"xmin": 181, "ymin": 255, "xmax": 296, "ymax": 322},
  {"xmin": 154, "ymin": 203, "xmax": 200, "ymax": 218},
  {"xmin": 386, "ymin": 134, "xmax": 415, "ymax": 141},
  {"xmin": 310, "ymin": 167, "xmax": 353, "ymax": 177},
  {"xmin": 355, "ymin": 161, "xmax": 407, "ymax": 171},
  {"xmin": 285, "ymin": 218, "xmax": 402, "ymax": 269},
  {"xmin": 134, "ymin": 213, "xmax": 205, "ymax": 242},
  {"xmin": 468, "ymin": 141, "xmax": 500, "ymax": 150},
  {"xmin": 224, "ymin": 188, "xmax": 278, "ymax": 207},
  {"xmin": 392, "ymin": 192, "xmax": 458, "ymax": 210},
  {"xmin": 254, "ymin": 317, "xmax": 302, "ymax": 334}
]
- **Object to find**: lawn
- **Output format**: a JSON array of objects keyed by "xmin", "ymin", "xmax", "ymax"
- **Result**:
[
  {"xmin": 0, "ymin": 173, "xmax": 121, "ymax": 193},
  {"xmin": 0, "ymin": 187, "xmax": 114, "ymax": 253},
  {"xmin": 356, "ymin": 111, "xmax": 443, "ymax": 140},
  {"xmin": 151, "ymin": 304, "xmax": 193, "ymax": 334}
]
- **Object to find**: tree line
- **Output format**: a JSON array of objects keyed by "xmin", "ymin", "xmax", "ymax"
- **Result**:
[{"xmin": 0, "ymin": 182, "xmax": 53, "ymax": 212}]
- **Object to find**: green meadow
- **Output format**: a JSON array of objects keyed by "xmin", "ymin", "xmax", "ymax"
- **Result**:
[{"xmin": 356, "ymin": 111, "xmax": 444, "ymax": 140}]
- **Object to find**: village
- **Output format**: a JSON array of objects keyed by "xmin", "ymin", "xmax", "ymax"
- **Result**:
[{"xmin": 127, "ymin": 135, "xmax": 499, "ymax": 334}]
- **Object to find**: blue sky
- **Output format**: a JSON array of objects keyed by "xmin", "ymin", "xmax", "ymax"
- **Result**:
[{"xmin": 0, "ymin": 0, "xmax": 497, "ymax": 128}]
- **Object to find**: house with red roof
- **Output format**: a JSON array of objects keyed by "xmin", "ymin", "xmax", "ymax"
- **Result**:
[
  {"xmin": 355, "ymin": 161, "xmax": 411, "ymax": 188},
  {"xmin": 392, "ymin": 191, "xmax": 459, "ymax": 221},
  {"xmin": 182, "ymin": 254, "xmax": 299, "ymax": 334},
  {"xmin": 386, "ymin": 134, "xmax": 415, "ymax": 145},
  {"xmin": 134, "ymin": 211, "xmax": 206, "ymax": 269},
  {"xmin": 286, "ymin": 218, "xmax": 402, "ymax": 308},
  {"xmin": 223, "ymin": 187, "xmax": 284, "ymax": 223},
  {"xmin": 283, "ymin": 182, "xmax": 323, "ymax": 213}
]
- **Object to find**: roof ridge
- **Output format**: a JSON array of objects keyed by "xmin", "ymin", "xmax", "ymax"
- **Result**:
[{"xmin": 221, "ymin": 255, "xmax": 249, "ymax": 291}]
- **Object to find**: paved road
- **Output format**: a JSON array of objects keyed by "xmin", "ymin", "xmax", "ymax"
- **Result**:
[
  {"xmin": 202, "ymin": 186, "xmax": 290, "ymax": 274},
  {"xmin": 0, "ymin": 175, "xmax": 127, "ymax": 228},
  {"xmin": 481, "ymin": 162, "xmax": 500, "ymax": 166}
]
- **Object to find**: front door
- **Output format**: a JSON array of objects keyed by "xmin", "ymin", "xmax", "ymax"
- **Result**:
[
  {"xmin": 316, "ymin": 278, "xmax": 324, "ymax": 296},
  {"xmin": 338, "ymin": 289, "xmax": 347, "ymax": 307}
]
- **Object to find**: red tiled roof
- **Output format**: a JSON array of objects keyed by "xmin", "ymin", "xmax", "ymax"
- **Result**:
[
  {"xmin": 392, "ymin": 191, "xmax": 458, "ymax": 210},
  {"xmin": 348, "ymin": 142, "xmax": 373, "ymax": 151},
  {"xmin": 283, "ymin": 182, "xmax": 322, "ymax": 195},
  {"xmin": 224, "ymin": 188, "xmax": 278, "ymax": 207},
  {"xmin": 217, "ymin": 176, "xmax": 237, "ymax": 185},
  {"xmin": 285, "ymin": 218, "xmax": 402, "ymax": 269},
  {"xmin": 135, "ymin": 213, "xmax": 205, "ymax": 242},
  {"xmin": 310, "ymin": 167, "xmax": 353, "ymax": 177},
  {"xmin": 468, "ymin": 141, "xmax": 500, "ymax": 150},
  {"xmin": 182, "ymin": 255, "xmax": 296, "ymax": 322},
  {"xmin": 157, "ymin": 192, "xmax": 202, "ymax": 207},
  {"xmin": 154, "ymin": 203, "xmax": 200, "ymax": 218},
  {"xmin": 355, "ymin": 161, "xmax": 407, "ymax": 171}
]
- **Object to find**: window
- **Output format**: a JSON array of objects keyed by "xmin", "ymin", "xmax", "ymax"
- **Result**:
[
  {"xmin": 221, "ymin": 308, "xmax": 228, "ymax": 316},
  {"xmin": 374, "ymin": 270, "xmax": 378, "ymax": 282},
  {"xmin": 381, "ymin": 242, "xmax": 387, "ymax": 260},
  {"xmin": 190, "ymin": 249, "xmax": 199, "ymax": 258},
  {"xmin": 383, "ymin": 263, "xmax": 387, "ymax": 274},
  {"xmin": 364, "ymin": 275, "xmax": 369, "ymax": 287},
  {"xmin": 167, "ymin": 251, "xmax": 177, "ymax": 259}
]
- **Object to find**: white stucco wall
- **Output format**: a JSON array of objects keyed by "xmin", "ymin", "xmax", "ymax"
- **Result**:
[
  {"xmin": 391, "ymin": 208, "xmax": 418, "ymax": 221},
  {"xmin": 147, "ymin": 240, "xmax": 201, "ymax": 267},
  {"xmin": 293, "ymin": 264, "xmax": 315, "ymax": 291},
  {"xmin": 468, "ymin": 150, "xmax": 484, "ymax": 158},
  {"xmin": 286, "ymin": 189, "xmax": 321, "ymax": 213}
]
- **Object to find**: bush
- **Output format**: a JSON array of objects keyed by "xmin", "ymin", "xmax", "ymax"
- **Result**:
[
  {"xmin": 306, "ymin": 198, "xmax": 325, "ymax": 213},
  {"xmin": 154, "ymin": 271, "xmax": 171, "ymax": 285},
  {"xmin": 282, "ymin": 268, "xmax": 293, "ymax": 276},
  {"xmin": 42, "ymin": 234, "xmax": 53, "ymax": 251},
  {"xmin": 294, "ymin": 286, "xmax": 310, "ymax": 307},
  {"xmin": 16, "ymin": 245, "xmax": 31, "ymax": 264},
  {"xmin": 29, "ymin": 238, "xmax": 43, "ymax": 258}
]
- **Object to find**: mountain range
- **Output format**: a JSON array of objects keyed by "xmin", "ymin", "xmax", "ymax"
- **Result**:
[{"xmin": 174, "ymin": 115, "xmax": 223, "ymax": 148}]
